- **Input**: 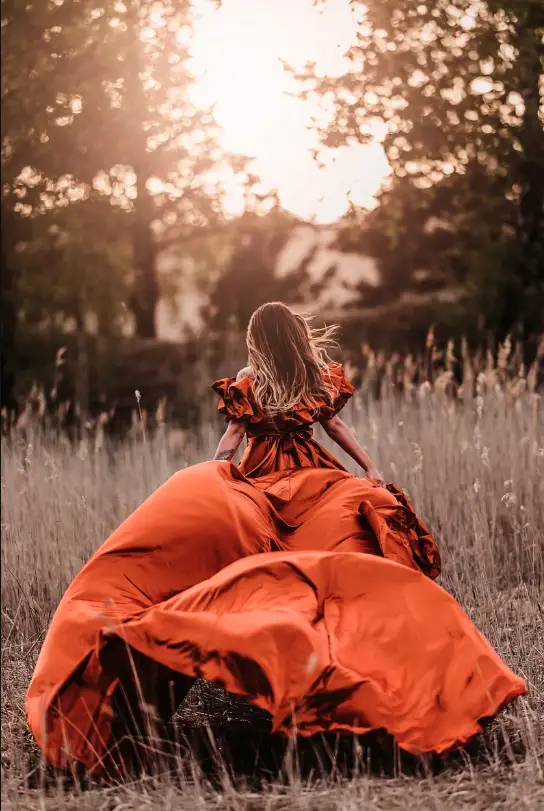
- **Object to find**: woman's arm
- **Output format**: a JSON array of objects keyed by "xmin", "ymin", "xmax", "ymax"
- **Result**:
[
  {"xmin": 320, "ymin": 414, "xmax": 385, "ymax": 485},
  {"xmin": 213, "ymin": 419, "xmax": 247, "ymax": 462}
]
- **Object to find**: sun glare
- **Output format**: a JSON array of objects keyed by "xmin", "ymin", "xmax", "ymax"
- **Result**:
[{"xmin": 185, "ymin": 0, "xmax": 390, "ymax": 223}]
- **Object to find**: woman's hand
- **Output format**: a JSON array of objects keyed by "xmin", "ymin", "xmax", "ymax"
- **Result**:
[
  {"xmin": 365, "ymin": 466, "xmax": 386, "ymax": 487},
  {"xmin": 320, "ymin": 416, "xmax": 386, "ymax": 486}
]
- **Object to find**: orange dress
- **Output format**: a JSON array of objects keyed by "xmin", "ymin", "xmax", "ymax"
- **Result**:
[{"xmin": 26, "ymin": 363, "xmax": 526, "ymax": 774}]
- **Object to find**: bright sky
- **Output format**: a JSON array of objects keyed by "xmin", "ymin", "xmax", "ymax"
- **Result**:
[{"xmin": 189, "ymin": 0, "xmax": 390, "ymax": 223}]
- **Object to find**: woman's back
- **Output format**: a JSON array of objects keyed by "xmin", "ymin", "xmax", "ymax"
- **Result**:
[{"xmin": 212, "ymin": 361, "xmax": 354, "ymax": 478}]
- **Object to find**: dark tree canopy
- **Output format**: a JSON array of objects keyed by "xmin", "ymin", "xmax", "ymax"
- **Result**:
[
  {"xmin": 2, "ymin": 0, "xmax": 243, "ymax": 339},
  {"xmin": 302, "ymin": 0, "xmax": 544, "ymax": 338}
]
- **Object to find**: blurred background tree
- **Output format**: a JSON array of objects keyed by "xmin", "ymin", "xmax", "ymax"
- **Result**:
[
  {"xmin": 301, "ymin": 0, "xmax": 544, "ymax": 342},
  {"xmin": 2, "ymin": 0, "xmax": 240, "ymax": 331},
  {"xmin": 205, "ymin": 197, "xmax": 312, "ymax": 332},
  {"xmin": 2, "ymin": 0, "xmax": 246, "ymax": 414}
]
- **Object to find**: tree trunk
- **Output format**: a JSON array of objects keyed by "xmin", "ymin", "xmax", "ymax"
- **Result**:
[
  {"xmin": 124, "ymin": 2, "xmax": 160, "ymax": 340},
  {"xmin": 512, "ymin": 6, "xmax": 544, "ymax": 339},
  {"xmin": 0, "ymin": 209, "xmax": 19, "ymax": 423},
  {"xmin": 130, "ymin": 192, "xmax": 160, "ymax": 339}
]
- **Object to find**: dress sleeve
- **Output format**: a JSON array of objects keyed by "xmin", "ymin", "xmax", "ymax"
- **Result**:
[
  {"xmin": 211, "ymin": 377, "xmax": 255, "ymax": 423},
  {"xmin": 320, "ymin": 363, "xmax": 355, "ymax": 418}
]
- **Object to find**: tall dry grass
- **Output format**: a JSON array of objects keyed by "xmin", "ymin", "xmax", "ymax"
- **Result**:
[{"xmin": 1, "ymin": 339, "xmax": 543, "ymax": 810}]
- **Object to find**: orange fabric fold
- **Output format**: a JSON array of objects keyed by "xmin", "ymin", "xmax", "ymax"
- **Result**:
[{"xmin": 113, "ymin": 550, "xmax": 525, "ymax": 750}]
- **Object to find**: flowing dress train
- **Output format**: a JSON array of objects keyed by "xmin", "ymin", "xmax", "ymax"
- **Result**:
[{"xmin": 26, "ymin": 363, "xmax": 526, "ymax": 773}]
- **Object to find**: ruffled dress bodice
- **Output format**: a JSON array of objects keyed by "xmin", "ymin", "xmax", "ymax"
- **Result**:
[{"xmin": 212, "ymin": 362, "xmax": 354, "ymax": 478}]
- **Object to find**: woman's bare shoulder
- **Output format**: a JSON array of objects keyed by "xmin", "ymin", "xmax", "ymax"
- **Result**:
[{"xmin": 236, "ymin": 366, "xmax": 254, "ymax": 382}]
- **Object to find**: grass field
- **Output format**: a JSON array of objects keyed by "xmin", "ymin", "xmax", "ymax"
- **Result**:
[{"xmin": 2, "ymin": 358, "xmax": 543, "ymax": 809}]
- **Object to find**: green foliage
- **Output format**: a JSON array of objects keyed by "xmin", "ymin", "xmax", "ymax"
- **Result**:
[
  {"xmin": 14, "ymin": 199, "xmax": 132, "ymax": 335},
  {"xmin": 13, "ymin": 328, "xmax": 207, "ymax": 430},
  {"xmin": 307, "ymin": 0, "xmax": 544, "ymax": 339},
  {"xmin": 1, "ymin": 0, "xmax": 242, "ymax": 341},
  {"xmin": 336, "ymin": 164, "xmax": 520, "ymax": 325}
]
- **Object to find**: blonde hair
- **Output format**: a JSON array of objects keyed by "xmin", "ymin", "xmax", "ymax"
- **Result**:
[{"xmin": 246, "ymin": 302, "xmax": 339, "ymax": 416}]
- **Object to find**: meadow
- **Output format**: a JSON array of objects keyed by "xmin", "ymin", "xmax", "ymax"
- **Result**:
[{"xmin": 1, "ymin": 342, "xmax": 543, "ymax": 810}]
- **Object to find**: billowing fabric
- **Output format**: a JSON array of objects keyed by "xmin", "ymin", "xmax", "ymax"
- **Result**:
[{"xmin": 27, "ymin": 364, "xmax": 526, "ymax": 774}]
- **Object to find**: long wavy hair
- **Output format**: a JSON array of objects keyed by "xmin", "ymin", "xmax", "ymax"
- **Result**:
[{"xmin": 246, "ymin": 302, "xmax": 339, "ymax": 416}]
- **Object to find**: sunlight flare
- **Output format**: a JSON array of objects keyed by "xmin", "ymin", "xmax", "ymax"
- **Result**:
[{"xmin": 185, "ymin": 0, "xmax": 390, "ymax": 221}]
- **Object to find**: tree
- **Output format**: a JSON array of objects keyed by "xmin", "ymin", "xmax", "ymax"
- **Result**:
[
  {"xmin": 206, "ymin": 203, "xmax": 299, "ymax": 333},
  {"xmin": 0, "ymin": 207, "xmax": 19, "ymax": 416},
  {"xmin": 335, "ymin": 163, "xmax": 517, "ymax": 316},
  {"xmin": 303, "ymin": 0, "xmax": 544, "ymax": 338},
  {"xmin": 2, "ymin": 0, "xmax": 54, "ymax": 412},
  {"xmin": 204, "ymin": 194, "xmax": 341, "ymax": 350},
  {"xmin": 14, "ymin": 200, "xmax": 133, "ymax": 335},
  {"xmin": 2, "ymin": 0, "xmax": 240, "ymax": 339}
]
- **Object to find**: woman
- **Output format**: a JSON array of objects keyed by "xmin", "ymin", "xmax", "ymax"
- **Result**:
[{"xmin": 27, "ymin": 302, "xmax": 525, "ymax": 775}]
